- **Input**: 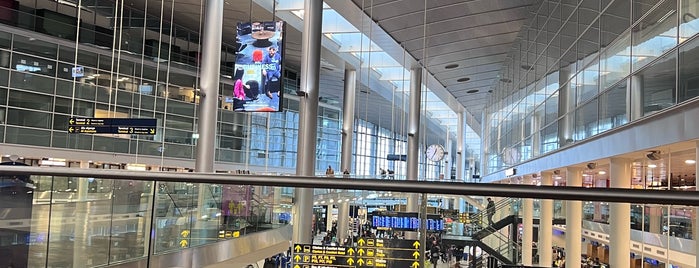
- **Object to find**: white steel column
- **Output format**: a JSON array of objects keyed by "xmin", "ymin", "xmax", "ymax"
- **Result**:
[
  {"xmin": 326, "ymin": 205, "xmax": 333, "ymax": 233},
  {"xmin": 341, "ymin": 69, "xmax": 356, "ymax": 174},
  {"xmin": 456, "ymin": 112, "xmax": 464, "ymax": 182},
  {"xmin": 538, "ymin": 171, "xmax": 553, "ymax": 266},
  {"xmin": 73, "ymin": 161, "xmax": 90, "ymax": 268},
  {"xmin": 557, "ymin": 66, "xmax": 573, "ymax": 147},
  {"xmin": 194, "ymin": 0, "xmax": 223, "ymax": 172},
  {"xmin": 405, "ymin": 67, "xmax": 422, "ymax": 239},
  {"xmin": 292, "ymin": 0, "xmax": 323, "ymax": 244},
  {"xmin": 628, "ymin": 75, "xmax": 643, "ymax": 121},
  {"xmin": 609, "ymin": 157, "xmax": 632, "ymax": 268},
  {"xmin": 337, "ymin": 201, "xmax": 350, "ymax": 243},
  {"xmin": 565, "ymin": 167, "xmax": 583, "ymax": 267},
  {"xmin": 522, "ymin": 176, "xmax": 534, "ymax": 266}
]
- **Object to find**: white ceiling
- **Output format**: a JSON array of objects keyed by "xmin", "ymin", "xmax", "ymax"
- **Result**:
[{"xmin": 349, "ymin": 0, "xmax": 542, "ymax": 121}]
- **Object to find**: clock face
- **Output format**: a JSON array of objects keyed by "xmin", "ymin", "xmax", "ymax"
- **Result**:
[{"xmin": 426, "ymin": 144, "xmax": 446, "ymax": 162}]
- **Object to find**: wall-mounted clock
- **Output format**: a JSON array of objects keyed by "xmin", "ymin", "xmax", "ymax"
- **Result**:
[{"xmin": 426, "ymin": 144, "xmax": 446, "ymax": 162}]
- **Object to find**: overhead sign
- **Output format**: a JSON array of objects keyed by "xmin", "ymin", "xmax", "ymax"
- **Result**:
[
  {"xmin": 68, "ymin": 117, "xmax": 157, "ymax": 135},
  {"xmin": 370, "ymin": 212, "xmax": 444, "ymax": 231},
  {"xmin": 293, "ymin": 239, "xmax": 421, "ymax": 268}
]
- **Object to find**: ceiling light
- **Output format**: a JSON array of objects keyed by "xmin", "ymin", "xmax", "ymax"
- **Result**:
[
  {"xmin": 457, "ymin": 77, "xmax": 470, "ymax": 82},
  {"xmin": 598, "ymin": 171, "xmax": 606, "ymax": 175},
  {"xmin": 685, "ymin": 159, "xmax": 696, "ymax": 164},
  {"xmin": 444, "ymin": 64, "xmax": 459, "ymax": 69},
  {"xmin": 466, "ymin": 89, "xmax": 479, "ymax": 94},
  {"xmin": 521, "ymin": 64, "xmax": 532, "ymax": 70},
  {"xmin": 648, "ymin": 164, "xmax": 657, "ymax": 168}
]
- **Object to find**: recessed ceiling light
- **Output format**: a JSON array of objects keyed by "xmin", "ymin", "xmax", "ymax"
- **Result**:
[
  {"xmin": 521, "ymin": 64, "xmax": 532, "ymax": 70},
  {"xmin": 488, "ymin": 90, "xmax": 493, "ymax": 93},
  {"xmin": 648, "ymin": 164, "xmax": 657, "ymax": 168},
  {"xmin": 444, "ymin": 64, "xmax": 459, "ymax": 69},
  {"xmin": 457, "ymin": 77, "xmax": 470, "ymax": 82},
  {"xmin": 466, "ymin": 89, "xmax": 479, "ymax": 94},
  {"xmin": 598, "ymin": 171, "xmax": 606, "ymax": 175},
  {"xmin": 685, "ymin": 159, "xmax": 696, "ymax": 164}
]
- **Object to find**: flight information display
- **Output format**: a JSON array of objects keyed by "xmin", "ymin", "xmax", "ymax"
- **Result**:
[{"xmin": 370, "ymin": 212, "xmax": 444, "ymax": 231}]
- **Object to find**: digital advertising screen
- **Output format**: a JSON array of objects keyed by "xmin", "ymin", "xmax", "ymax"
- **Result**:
[{"xmin": 232, "ymin": 21, "xmax": 285, "ymax": 112}]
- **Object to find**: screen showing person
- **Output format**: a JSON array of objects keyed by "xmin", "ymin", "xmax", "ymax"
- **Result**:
[{"xmin": 232, "ymin": 21, "xmax": 285, "ymax": 112}]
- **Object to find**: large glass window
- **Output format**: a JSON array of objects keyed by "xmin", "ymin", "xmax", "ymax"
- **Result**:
[
  {"xmin": 678, "ymin": 35, "xmax": 699, "ymax": 101},
  {"xmin": 637, "ymin": 51, "xmax": 677, "ymax": 116},
  {"xmin": 631, "ymin": 0, "xmax": 678, "ymax": 72},
  {"xmin": 680, "ymin": 0, "xmax": 699, "ymax": 41}
]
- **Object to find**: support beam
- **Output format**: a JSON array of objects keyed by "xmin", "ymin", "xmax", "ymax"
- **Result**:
[
  {"xmin": 565, "ymin": 167, "xmax": 583, "ymax": 268},
  {"xmin": 341, "ymin": 69, "xmax": 356, "ymax": 174},
  {"xmin": 538, "ymin": 171, "xmax": 553, "ymax": 267},
  {"xmin": 292, "ymin": 0, "xmax": 323, "ymax": 245},
  {"xmin": 405, "ymin": 67, "xmax": 422, "ymax": 239},
  {"xmin": 609, "ymin": 158, "xmax": 632, "ymax": 268},
  {"xmin": 194, "ymin": 0, "xmax": 223, "ymax": 173},
  {"xmin": 522, "ymin": 176, "xmax": 534, "ymax": 266}
]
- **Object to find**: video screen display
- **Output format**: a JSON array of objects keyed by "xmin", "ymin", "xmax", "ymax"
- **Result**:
[{"xmin": 232, "ymin": 21, "xmax": 285, "ymax": 112}]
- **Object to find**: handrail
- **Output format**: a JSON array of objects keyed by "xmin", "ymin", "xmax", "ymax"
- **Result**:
[{"xmin": 2, "ymin": 166, "xmax": 699, "ymax": 205}]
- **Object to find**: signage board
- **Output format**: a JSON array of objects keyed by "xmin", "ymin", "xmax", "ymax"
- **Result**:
[
  {"xmin": 293, "ymin": 239, "xmax": 422, "ymax": 268},
  {"xmin": 68, "ymin": 117, "xmax": 157, "ymax": 135}
]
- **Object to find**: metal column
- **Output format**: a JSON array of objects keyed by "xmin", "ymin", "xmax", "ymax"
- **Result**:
[
  {"xmin": 405, "ymin": 67, "xmax": 422, "ymax": 240},
  {"xmin": 609, "ymin": 158, "xmax": 631, "ymax": 268},
  {"xmin": 557, "ymin": 66, "xmax": 573, "ymax": 147},
  {"xmin": 565, "ymin": 167, "xmax": 583, "ymax": 268},
  {"xmin": 456, "ymin": 112, "xmax": 464, "ymax": 182},
  {"xmin": 628, "ymin": 75, "xmax": 643, "ymax": 121},
  {"xmin": 522, "ymin": 176, "xmax": 534, "ymax": 266},
  {"xmin": 337, "ymin": 201, "xmax": 350, "ymax": 243},
  {"xmin": 341, "ymin": 69, "xmax": 356, "ymax": 174},
  {"xmin": 292, "ymin": 0, "xmax": 323, "ymax": 245},
  {"xmin": 538, "ymin": 171, "xmax": 553, "ymax": 266},
  {"xmin": 194, "ymin": 0, "xmax": 223, "ymax": 173}
]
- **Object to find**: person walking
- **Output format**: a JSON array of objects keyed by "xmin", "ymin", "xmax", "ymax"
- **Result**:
[
  {"xmin": 486, "ymin": 197, "xmax": 496, "ymax": 225},
  {"xmin": 325, "ymin": 166, "xmax": 335, "ymax": 177}
]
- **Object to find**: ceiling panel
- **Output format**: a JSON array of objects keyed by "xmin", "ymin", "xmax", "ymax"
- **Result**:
[{"xmin": 351, "ymin": 0, "xmax": 542, "ymax": 124}]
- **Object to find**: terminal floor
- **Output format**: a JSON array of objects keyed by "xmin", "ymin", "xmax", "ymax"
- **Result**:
[{"xmin": 311, "ymin": 232, "xmax": 465, "ymax": 268}]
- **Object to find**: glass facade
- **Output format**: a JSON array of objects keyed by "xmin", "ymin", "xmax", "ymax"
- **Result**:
[
  {"xmin": 0, "ymin": 0, "xmax": 456, "ymax": 178},
  {"xmin": 485, "ymin": 0, "xmax": 699, "ymax": 174}
]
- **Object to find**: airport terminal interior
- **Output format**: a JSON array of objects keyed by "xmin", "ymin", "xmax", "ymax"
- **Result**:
[{"xmin": 1, "ymin": 0, "xmax": 699, "ymax": 267}]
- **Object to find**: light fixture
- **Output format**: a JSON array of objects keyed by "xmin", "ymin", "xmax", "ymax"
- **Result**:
[
  {"xmin": 648, "ymin": 164, "xmax": 657, "ymax": 168},
  {"xmin": 586, "ymin": 163, "xmax": 597, "ymax": 170},
  {"xmin": 444, "ymin": 64, "xmax": 459, "ymax": 69},
  {"xmin": 685, "ymin": 159, "xmax": 696, "ymax": 164},
  {"xmin": 466, "ymin": 89, "xmax": 479, "ymax": 94},
  {"xmin": 457, "ymin": 77, "xmax": 470, "ymax": 82},
  {"xmin": 598, "ymin": 171, "xmax": 606, "ymax": 175}
]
